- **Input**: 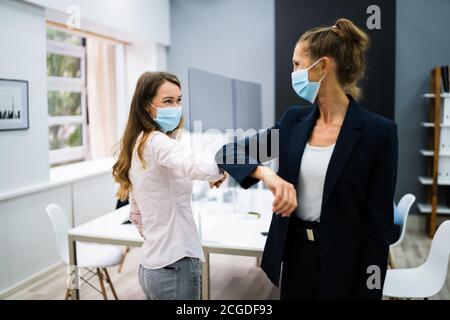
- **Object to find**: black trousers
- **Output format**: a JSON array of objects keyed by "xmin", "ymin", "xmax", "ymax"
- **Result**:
[{"xmin": 280, "ymin": 218, "xmax": 323, "ymax": 300}]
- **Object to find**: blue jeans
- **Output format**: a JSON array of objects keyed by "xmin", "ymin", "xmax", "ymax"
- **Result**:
[{"xmin": 138, "ymin": 257, "xmax": 201, "ymax": 300}]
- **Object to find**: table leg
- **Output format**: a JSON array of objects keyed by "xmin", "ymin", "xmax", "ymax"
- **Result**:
[
  {"xmin": 68, "ymin": 234, "xmax": 80, "ymax": 300},
  {"xmin": 201, "ymin": 249, "xmax": 210, "ymax": 300}
]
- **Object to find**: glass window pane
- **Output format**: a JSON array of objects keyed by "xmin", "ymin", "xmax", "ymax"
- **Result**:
[
  {"xmin": 48, "ymin": 91, "xmax": 82, "ymax": 116},
  {"xmin": 47, "ymin": 29, "xmax": 83, "ymax": 46},
  {"xmin": 47, "ymin": 53, "xmax": 81, "ymax": 78},
  {"xmin": 49, "ymin": 124, "xmax": 83, "ymax": 150}
]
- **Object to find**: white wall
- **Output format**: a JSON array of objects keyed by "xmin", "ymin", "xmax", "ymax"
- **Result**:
[
  {"xmin": 23, "ymin": 0, "xmax": 171, "ymax": 45},
  {"xmin": 0, "ymin": 0, "xmax": 49, "ymax": 194}
]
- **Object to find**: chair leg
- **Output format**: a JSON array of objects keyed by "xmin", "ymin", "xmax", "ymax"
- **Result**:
[
  {"xmin": 64, "ymin": 288, "xmax": 71, "ymax": 300},
  {"xmin": 388, "ymin": 249, "xmax": 396, "ymax": 269},
  {"xmin": 118, "ymin": 247, "xmax": 130, "ymax": 274},
  {"xmin": 97, "ymin": 268, "xmax": 108, "ymax": 300},
  {"xmin": 103, "ymin": 268, "xmax": 119, "ymax": 300}
]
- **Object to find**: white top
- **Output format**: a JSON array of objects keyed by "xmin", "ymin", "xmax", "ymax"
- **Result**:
[
  {"xmin": 297, "ymin": 142, "xmax": 336, "ymax": 222},
  {"xmin": 128, "ymin": 131, "xmax": 222, "ymax": 269}
]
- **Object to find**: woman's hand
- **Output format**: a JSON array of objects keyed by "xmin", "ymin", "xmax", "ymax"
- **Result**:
[
  {"xmin": 209, "ymin": 173, "xmax": 227, "ymax": 189},
  {"xmin": 252, "ymin": 166, "xmax": 297, "ymax": 217}
]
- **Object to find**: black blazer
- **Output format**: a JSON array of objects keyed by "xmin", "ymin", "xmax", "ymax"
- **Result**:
[{"xmin": 215, "ymin": 95, "xmax": 398, "ymax": 299}]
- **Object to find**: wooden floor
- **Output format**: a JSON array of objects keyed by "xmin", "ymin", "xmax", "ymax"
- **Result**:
[{"xmin": 5, "ymin": 228, "xmax": 449, "ymax": 300}]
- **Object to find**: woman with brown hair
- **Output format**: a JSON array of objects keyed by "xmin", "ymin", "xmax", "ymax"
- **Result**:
[
  {"xmin": 216, "ymin": 18, "xmax": 398, "ymax": 299},
  {"xmin": 113, "ymin": 71, "xmax": 226, "ymax": 300}
]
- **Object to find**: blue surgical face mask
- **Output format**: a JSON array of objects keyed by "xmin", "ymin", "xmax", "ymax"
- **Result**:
[
  {"xmin": 291, "ymin": 58, "xmax": 327, "ymax": 104},
  {"xmin": 150, "ymin": 103, "xmax": 182, "ymax": 133}
]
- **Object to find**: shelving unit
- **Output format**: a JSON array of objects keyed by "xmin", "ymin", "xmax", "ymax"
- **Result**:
[{"xmin": 418, "ymin": 67, "xmax": 450, "ymax": 238}]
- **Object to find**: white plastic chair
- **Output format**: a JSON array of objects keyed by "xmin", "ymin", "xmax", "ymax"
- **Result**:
[
  {"xmin": 389, "ymin": 194, "xmax": 416, "ymax": 268},
  {"xmin": 46, "ymin": 204, "xmax": 123, "ymax": 300},
  {"xmin": 383, "ymin": 220, "xmax": 450, "ymax": 299}
]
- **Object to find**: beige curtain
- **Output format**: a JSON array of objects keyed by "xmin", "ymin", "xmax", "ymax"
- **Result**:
[{"xmin": 86, "ymin": 38, "xmax": 117, "ymax": 159}]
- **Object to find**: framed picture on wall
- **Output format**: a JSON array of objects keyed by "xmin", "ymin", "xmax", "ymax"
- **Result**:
[{"xmin": 0, "ymin": 79, "xmax": 29, "ymax": 131}]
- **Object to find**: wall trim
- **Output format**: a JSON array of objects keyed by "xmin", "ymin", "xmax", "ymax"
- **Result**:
[
  {"xmin": 0, "ymin": 262, "xmax": 64, "ymax": 299},
  {"xmin": 0, "ymin": 158, "xmax": 114, "ymax": 202}
]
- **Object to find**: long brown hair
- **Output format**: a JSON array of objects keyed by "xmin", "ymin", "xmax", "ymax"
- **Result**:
[
  {"xmin": 112, "ymin": 71, "xmax": 184, "ymax": 201},
  {"xmin": 298, "ymin": 18, "xmax": 370, "ymax": 100}
]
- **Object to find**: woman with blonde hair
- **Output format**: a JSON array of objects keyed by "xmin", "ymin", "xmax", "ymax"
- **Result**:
[
  {"xmin": 217, "ymin": 18, "xmax": 397, "ymax": 300},
  {"xmin": 113, "ymin": 71, "xmax": 226, "ymax": 300}
]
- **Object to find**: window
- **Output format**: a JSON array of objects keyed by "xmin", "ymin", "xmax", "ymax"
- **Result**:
[{"xmin": 46, "ymin": 27, "xmax": 87, "ymax": 166}]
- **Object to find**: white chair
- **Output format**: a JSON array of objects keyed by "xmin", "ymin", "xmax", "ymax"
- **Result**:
[
  {"xmin": 389, "ymin": 194, "xmax": 416, "ymax": 268},
  {"xmin": 383, "ymin": 220, "xmax": 450, "ymax": 299},
  {"xmin": 46, "ymin": 204, "xmax": 123, "ymax": 300}
]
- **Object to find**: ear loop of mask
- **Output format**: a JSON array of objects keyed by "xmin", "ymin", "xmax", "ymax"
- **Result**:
[
  {"xmin": 148, "ymin": 102, "xmax": 157, "ymax": 120},
  {"xmin": 307, "ymin": 58, "xmax": 328, "ymax": 82}
]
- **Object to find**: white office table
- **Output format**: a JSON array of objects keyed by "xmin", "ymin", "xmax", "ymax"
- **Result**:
[
  {"xmin": 196, "ymin": 200, "xmax": 272, "ymax": 300},
  {"xmin": 67, "ymin": 198, "xmax": 272, "ymax": 300}
]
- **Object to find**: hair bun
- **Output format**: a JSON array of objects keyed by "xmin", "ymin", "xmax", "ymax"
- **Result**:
[
  {"xmin": 298, "ymin": 18, "xmax": 369, "ymax": 101},
  {"xmin": 334, "ymin": 18, "xmax": 370, "ymax": 52}
]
